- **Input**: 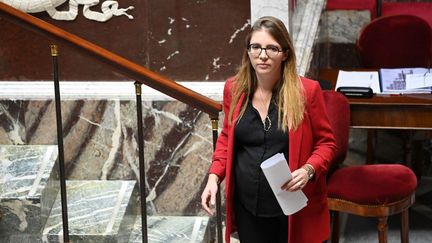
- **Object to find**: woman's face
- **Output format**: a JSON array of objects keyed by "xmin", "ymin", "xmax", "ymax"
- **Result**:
[{"xmin": 248, "ymin": 29, "xmax": 287, "ymax": 81}]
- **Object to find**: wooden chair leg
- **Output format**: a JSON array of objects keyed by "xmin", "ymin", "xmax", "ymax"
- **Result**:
[
  {"xmin": 331, "ymin": 211, "xmax": 340, "ymax": 243},
  {"xmin": 401, "ymin": 209, "xmax": 410, "ymax": 243},
  {"xmin": 377, "ymin": 216, "xmax": 388, "ymax": 243}
]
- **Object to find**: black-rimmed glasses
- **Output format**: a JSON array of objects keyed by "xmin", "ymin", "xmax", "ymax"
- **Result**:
[{"xmin": 247, "ymin": 44, "xmax": 282, "ymax": 58}]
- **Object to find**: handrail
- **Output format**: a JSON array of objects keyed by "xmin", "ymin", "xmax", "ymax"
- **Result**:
[{"xmin": 0, "ymin": 2, "xmax": 222, "ymax": 118}]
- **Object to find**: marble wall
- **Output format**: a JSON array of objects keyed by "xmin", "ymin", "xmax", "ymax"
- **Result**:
[
  {"xmin": 2, "ymin": 1, "xmax": 247, "ymax": 235},
  {"xmin": 0, "ymin": 0, "xmax": 326, "ymax": 222},
  {"xmin": 0, "ymin": 96, "xmax": 222, "ymax": 217},
  {"xmin": 313, "ymin": 10, "xmax": 371, "ymax": 70}
]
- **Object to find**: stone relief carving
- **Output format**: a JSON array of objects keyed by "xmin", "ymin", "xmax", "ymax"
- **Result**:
[{"xmin": 2, "ymin": 0, "xmax": 134, "ymax": 22}]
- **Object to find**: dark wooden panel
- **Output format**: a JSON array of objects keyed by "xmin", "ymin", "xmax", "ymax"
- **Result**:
[{"xmin": 351, "ymin": 104, "xmax": 432, "ymax": 129}]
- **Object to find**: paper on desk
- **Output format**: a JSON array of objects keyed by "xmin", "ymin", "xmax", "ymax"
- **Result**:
[
  {"xmin": 335, "ymin": 70, "xmax": 381, "ymax": 94},
  {"xmin": 405, "ymin": 72, "xmax": 432, "ymax": 90},
  {"xmin": 380, "ymin": 68, "xmax": 431, "ymax": 94},
  {"xmin": 260, "ymin": 153, "xmax": 308, "ymax": 215}
]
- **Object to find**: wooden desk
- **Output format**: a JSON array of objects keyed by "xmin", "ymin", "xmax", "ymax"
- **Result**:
[
  {"xmin": 319, "ymin": 69, "xmax": 432, "ymax": 129},
  {"xmin": 319, "ymin": 69, "xmax": 432, "ymax": 166}
]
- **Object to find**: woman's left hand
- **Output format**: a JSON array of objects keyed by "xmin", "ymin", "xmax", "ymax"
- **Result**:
[{"xmin": 280, "ymin": 167, "xmax": 309, "ymax": 191}]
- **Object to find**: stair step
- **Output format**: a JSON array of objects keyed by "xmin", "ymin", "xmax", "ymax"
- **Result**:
[
  {"xmin": 129, "ymin": 215, "xmax": 210, "ymax": 243},
  {"xmin": 0, "ymin": 145, "xmax": 59, "ymax": 242},
  {"xmin": 43, "ymin": 180, "xmax": 137, "ymax": 243}
]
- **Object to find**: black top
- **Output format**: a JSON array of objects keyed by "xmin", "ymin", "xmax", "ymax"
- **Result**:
[{"xmin": 234, "ymin": 97, "xmax": 289, "ymax": 217}]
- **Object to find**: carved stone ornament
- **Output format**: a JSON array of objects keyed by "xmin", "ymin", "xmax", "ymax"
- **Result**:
[{"xmin": 1, "ymin": 0, "xmax": 134, "ymax": 22}]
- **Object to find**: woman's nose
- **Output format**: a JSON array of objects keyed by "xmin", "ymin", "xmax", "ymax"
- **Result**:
[{"xmin": 259, "ymin": 50, "xmax": 268, "ymax": 59}]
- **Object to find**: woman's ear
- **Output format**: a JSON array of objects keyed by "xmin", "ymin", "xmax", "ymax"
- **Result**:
[{"xmin": 282, "ymin": 51, "xmax": 289, "ymax": 61}]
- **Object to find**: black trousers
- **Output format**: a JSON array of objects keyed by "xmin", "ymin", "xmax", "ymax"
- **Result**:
[{"xmin": 234, "ymin": 201, "xmax": 288, "ymax": 243}]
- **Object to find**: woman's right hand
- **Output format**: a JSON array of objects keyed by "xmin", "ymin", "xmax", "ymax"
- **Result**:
[{"xmin": 201, "ymin": 173, "xmax": 219, "ymax": 216}]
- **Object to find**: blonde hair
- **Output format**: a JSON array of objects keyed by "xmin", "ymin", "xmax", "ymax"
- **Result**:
[{"xmin": 228, "ymin": 16, "xmax": 305, "ymax": 131}]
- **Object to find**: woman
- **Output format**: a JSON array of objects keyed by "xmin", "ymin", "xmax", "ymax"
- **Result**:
[{"xmin": 201, "ymin": 16, "xmax": 336, "ymax": 243}]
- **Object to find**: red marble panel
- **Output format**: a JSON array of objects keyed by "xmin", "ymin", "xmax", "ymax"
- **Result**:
[
  {"xmin": 0, "ymin": 0, "xmax": 250, "ymax": 82},
  {"xmin": 147, "ymin": 0, "xmax": 250, "ymax": 81}
]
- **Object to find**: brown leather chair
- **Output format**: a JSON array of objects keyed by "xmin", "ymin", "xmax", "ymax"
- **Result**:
[{"xmin": 323, "ymin": 91, "xmax": 418, "ymax": 243}]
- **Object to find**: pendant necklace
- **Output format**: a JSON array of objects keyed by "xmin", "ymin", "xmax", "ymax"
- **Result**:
[
  {"xmin": 263, "ymin": 116, "xmax": 271, "ymax": 132},
  {"xmin": 258, "ymin": 88, "xmax": 272, "ymax": 132}
]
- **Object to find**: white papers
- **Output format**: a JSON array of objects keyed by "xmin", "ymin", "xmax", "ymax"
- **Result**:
[
  {"xmin": 335, "ymin": 70, "xmax": 381, "ymax": 94},
  {"xmin": 405, "ymin": 72, "xmax": 432, "ymax": 90},
  {"xmin": 260, "ymin": 153, "xmax": 308, "ymax": 215},
  {"xmin": 335, "ymin": 69, "xmax": 432, "ymax": 95},
  {"xmin": 380, "ymin": 68, "xmax": 432, "ymax": 94}
]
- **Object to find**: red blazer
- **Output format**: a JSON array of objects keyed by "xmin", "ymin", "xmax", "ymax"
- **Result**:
[{"xmin": 209, "ymin": 76, "xmax": 337, "ymax": 243}]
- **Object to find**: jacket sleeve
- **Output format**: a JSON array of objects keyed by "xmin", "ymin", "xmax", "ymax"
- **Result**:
[
  {"xmin": 208, "ymin": 78, "xmax": 234, "ymax": 181},
  {"xmin": 304, "ymin": 81, "xmax": 337, "ymax": 179}
]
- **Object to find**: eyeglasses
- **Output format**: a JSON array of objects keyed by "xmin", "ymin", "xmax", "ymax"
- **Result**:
[{"xmin": 247, "ymin": 44, "xmax": 282, "ymax": 58}]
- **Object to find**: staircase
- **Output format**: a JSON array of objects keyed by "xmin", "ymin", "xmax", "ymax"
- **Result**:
[{"xmin": 0, "ymin": 145, "xmax": 210, "ymax": 242}]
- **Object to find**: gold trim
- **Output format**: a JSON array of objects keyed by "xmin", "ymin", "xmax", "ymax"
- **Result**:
[
  {"xmin": 211, "ymin": 119, "xmax": 219, "ymax": 131},
  {"xmin": 134, "ymin": 82, "xmax": 142, "ymax": 95},
  {"xmin": 50, "ymin": 44, "xmax": 58, "ymax": 56}
]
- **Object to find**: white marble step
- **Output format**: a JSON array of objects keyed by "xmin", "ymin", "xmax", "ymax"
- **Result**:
[
  {"xmin": 0, "ymin": 145, "xmax": 59, "ymax": 242},
  {"xmin": 129, "ymin": 215, "xmax": 210, "ymax": 243},
  {"xmin": 43, "ymin": 180, "xmax": 137, "ymax": 243}
]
